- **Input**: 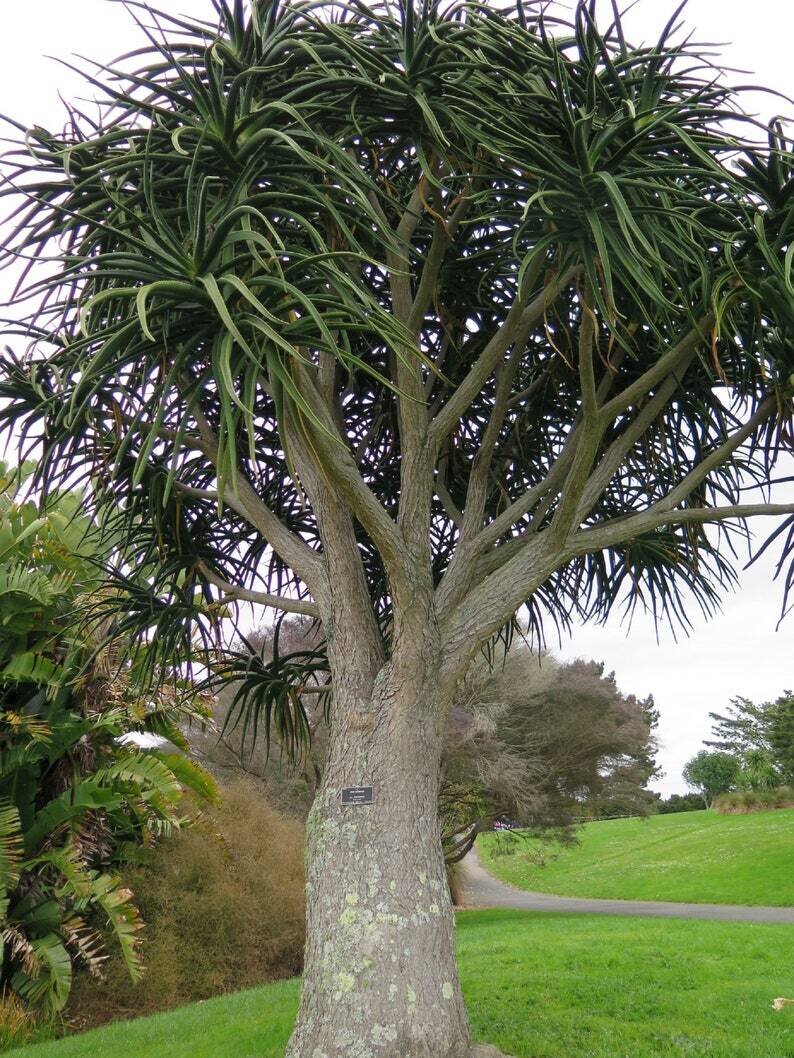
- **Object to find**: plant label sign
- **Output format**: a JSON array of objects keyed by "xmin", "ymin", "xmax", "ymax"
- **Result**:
[{"xmin": 341, "ymin": 785, "xmax": 374, "ymax": 806}]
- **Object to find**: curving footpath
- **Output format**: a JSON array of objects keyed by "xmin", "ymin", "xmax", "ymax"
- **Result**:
[{"xmin": 460, "ymin": 848, "xmax": 794, "ymax": 924}]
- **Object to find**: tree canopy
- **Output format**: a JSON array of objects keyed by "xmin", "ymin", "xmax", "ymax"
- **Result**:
[
  {"xmin": 1, "ymin": 0, "xmax": 792, "ymax": 701},
  {"xmin": 707, "ymin": 691, "xmax": 794, "ymax": 786}
]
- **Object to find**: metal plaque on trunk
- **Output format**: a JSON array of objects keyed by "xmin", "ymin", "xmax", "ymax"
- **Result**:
[{"xmin": 341, "ymin": 785, "xmax": 374, "ymax": 806}]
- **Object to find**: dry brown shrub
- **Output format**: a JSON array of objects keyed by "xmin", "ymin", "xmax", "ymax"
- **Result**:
[{"xmin": 67, "ymin": 780, "xmax": 305, "ymax": 1029}]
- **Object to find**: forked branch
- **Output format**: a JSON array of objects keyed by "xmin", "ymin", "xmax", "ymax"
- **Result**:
[
  {"xmin": 196, "ymin": 562, "xmax": 320, "ymax": 618},
  {"xmin": 428, "ymin": 265, "xmax": 580, "ymax": 451}
]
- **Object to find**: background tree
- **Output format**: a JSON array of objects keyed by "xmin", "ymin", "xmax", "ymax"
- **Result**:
[
  {"xmin": 683, "ymin": 751, "xmax": 740, "ymax": 808},
  {"xmin": 0, "ymin": 470, "xmax": 215, "ymax": 1016},
  {"xmin": 707, "ymin": 691, "xmax": 794, "ymax": 785},
  {"xmin": 767, "ymin": 693, "xmax": 794, "ymax": 784},
  {"xmin": 736, "ymin": 748, "xmax": 779, "ymax": 791},
  {"xmin": 707, "ymin": 696, "xmax": 777, "ymax": 756},
  {"xmin": 1, "ymin": 2, "xmax": 793, "ymax": 1055},
  {"xmin": 441, "ymin": 649, "xmax": 658, "ymax": 860}
]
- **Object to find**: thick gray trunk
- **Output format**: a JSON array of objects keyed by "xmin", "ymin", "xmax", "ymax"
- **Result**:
[{"xmin": 285, "ymin": 667, "xmax": 470, "ymax": 1058}]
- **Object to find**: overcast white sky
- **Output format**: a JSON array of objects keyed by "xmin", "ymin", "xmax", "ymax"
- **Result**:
[{"xmin": 1, "ymin": 1, "xmax": 792, "ymax": 794}]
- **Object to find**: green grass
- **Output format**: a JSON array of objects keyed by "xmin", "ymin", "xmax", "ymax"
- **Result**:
[
  {"xmin": 10, "ymin": 911, "xmax": 794, "ymax": 1058},
  {"xmin": 479, "ymin": 808, "xmax": 794, "ymax": 905}
]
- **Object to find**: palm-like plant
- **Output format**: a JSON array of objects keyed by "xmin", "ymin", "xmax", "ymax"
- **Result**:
[
  {"xmin": 0, "ymin": 471, "xmax": 216, "ymax": 1016},
  {"xmin": 0, "ymin": 2, "xmax": 792, "ymax": 1054}
]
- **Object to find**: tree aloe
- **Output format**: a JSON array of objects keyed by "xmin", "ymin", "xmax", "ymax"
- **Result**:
[{"xmin": 1, "ymin": 2, "xmax": 792, "ymax": 1054}]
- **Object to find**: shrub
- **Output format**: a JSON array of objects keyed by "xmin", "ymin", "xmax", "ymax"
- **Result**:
[
  {"xmin": 714, "ymin": 786, "xmax": 794, "ymax": 814},
  {"xmin": 715, "ymin": 791, "xmax": 743, "ymax": 813},
  {"xmin": 67, "ymin": 781, "xmax": 305, "ymax": 1030}
]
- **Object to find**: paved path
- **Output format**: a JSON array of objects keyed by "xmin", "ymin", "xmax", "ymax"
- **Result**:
[{"xmin": 460, "ymin": 849, "xmax": 794, "ymax": 924}]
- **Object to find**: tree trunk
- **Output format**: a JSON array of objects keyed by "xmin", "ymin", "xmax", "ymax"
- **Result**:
[{"xmin": 285, "ymin": 664, "xmax": 470, "ymax": 1058}]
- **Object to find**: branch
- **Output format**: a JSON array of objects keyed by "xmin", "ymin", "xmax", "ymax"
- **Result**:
[
  {"xmin": 436, "ymin": 348, "xmax": 626, "ymax": 617},
  {"xmin": 435, "ymin": 449, "xmax": 464, "ymax": 529},
  {"xmin": 650, "ymin": 396, "xmax": 777, "ymax": 511},
  {"xmin": 440, "ymin": 534, "xmax": 558, "ymax": 682},
  {"xmin": 116, "ymin": 402, "xmax": 325, "ymax": 594},
  {"xmin": 405, "ymin": 174, "xmax": 475, "ymax": 336},
  {"xmin": 572, "ymin": 363, "xmax": 694, "ymax": 524},
  {"xmin": 442, "ymin": 381, "xmax": 784, "ymax": 640},
  {"xmin": 458, "ymin": 340, "xmax": 524, "ymax": 542},
  {"xmin": 570, "ymin": 502, "xmax": 794, "ymax": 554},
  {"xmin": 172, "ymin": 481, "xmax": 219, "ymax": 503},
  {"xmin": 197, "ymin": 562, "xmax": 320, "ymax": 618},
  {"xmin": 289, "ymin": 363, "xmax": 406, "ymax": 577},
  {"xmin": 184, "ymin": 394, "xmax": 326, "ymax": 594},
  {"xmin": 116, "ymin": 411, "xmax": 210, "ymax": 456},
  {"xmin": 382, "ymin": 181, "xmax": 425, "ymax": 329},
  {"xmin": 443, "ymin": 496, "xmax": 794, "ymax": 677},
  {"xmin": 378, "ymin": 179, "xmax": 435, "ymax": 543},
  {"xmin": 566, "ymin": 396, "xmax": 782, "ymax": 553},
  {"xmin": 429, "ymin": 265, "xmax": 579, "ymax": 451},
  {"xmin": 598, "ymin": 314, "xmax": 713, "ymax": 423},
  {"xmin": 506, "ymin": 368, "xmax": 552, "ymax": 409},
  {"xmin": 465, "ymin": 322, "xmax": 710, "ymax": 565},
  {"xmin": 424, "ymin": 331, "xmax": 451, "ymax": 400},
  {"xmin": 453, "ymin": 256, "xmax": 559, "ymax": 540},
  {"xmin": 290, "ymin": 442, "xmax": 386, "ymax": 682},
  {"xmin": 407, "ymin": 217, "xmax": 449, "ymax": 334},
  {"xmin": 545, "ymin": 285, "xmax": 606, "ymax": 540},
  {"xmin": 578, "ymin": 280, "xmax": 598, "ymax": 421}
]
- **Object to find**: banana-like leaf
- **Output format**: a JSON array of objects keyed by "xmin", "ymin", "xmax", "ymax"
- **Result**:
[
  {"xmin": 24, "ymin": 784, "xmax": 121, "ymax": 855},
  {"xmin": 0, "ymin": 471, "xmax": 206, "ymax": 1013},
  {"xmin": 88, "ymin": 873, "xmax": 144, "ymax": 982},
  {"xmin": 11, "ymin": 933, "xmax": 72, "ymax": 1015},
  {"xmin": 149, "ymin": 751, "xmax": 220, "ymax": 805},
  {"xmin": 1, "ymin": 652, "xmax": 60, "ymax": 686},
  {"xmin": 0, "ymin": 800, "xmax": 23, "ymax": 893},
  {"xmin": 95, "ymin": 751, "xmax": 183, "ymax": 806}
]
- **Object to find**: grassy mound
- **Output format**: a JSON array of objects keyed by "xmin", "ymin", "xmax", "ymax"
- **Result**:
[
  {"xmin": 479, "ymin": 808, "xmax": 794, "ymax": 905},
  {"xmin": 9, "ymin": 911, "xmax": 794, "ymax": 1058}
]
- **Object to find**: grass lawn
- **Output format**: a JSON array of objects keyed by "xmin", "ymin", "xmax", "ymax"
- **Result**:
[
  {"xmin": 10, "ymin": 910, "xmax": 794, "ymax": 1058},
  {"xmin": 479, "ymin": 808, "xmax": 794, "ymax": 905}
]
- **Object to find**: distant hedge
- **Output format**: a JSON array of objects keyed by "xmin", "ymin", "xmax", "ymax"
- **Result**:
[{"xmin": 655, "ymin": 793, "xmax": 705, "ymax": 814}]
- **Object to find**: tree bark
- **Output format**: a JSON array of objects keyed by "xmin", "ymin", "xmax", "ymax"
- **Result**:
[{"xmin": 285, "ymin": 661, "xmax": 470, "ymax": 1058}]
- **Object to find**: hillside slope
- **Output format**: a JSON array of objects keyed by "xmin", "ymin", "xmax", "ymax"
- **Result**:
[
  {"xmin": 478, "ymin": 808, "xmax": 794, "ymax": 905},
  {"xmin": 10, "ymin": 911, "xmax": 794, "ymax": 1058}
]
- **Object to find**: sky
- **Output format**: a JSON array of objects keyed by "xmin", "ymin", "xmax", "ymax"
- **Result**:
[{"xmin": 0, "ymin": 0, "xmax": 792, "ymax": 795}]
